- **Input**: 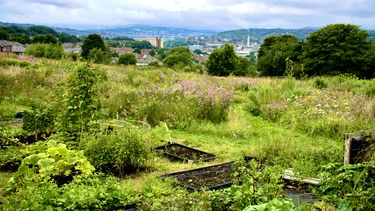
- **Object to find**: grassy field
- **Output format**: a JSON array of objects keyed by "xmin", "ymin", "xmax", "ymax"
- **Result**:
[{"xmin": 0, "ymin": 53, "xmax": 374, "ymax": 210}]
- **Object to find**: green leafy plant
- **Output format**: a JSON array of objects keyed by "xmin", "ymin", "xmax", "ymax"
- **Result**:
[
  {"xmin": 58, "ymin": 63, "xmax": 100, "ymax": 138},
  {"xmin": 319, "ymin": 162, "xmax": 375, "ymax": 210},
  {"xmin": 13, "ymin": 140, "xmax": 94, "ymax": 186},
  {"xmin": 243, "ymin": 198, "xmax": 295, "ymax": 211},
  {"xmin": 211, "ymin": 160, "xmax": 284, "ymax": 210},
  {"xmin": 22, "ymin": 104, "xmax": 55, "ymax": 139},
  {"xmin": 82, "ymin": 127, "xmax": 151, "ymax": 176},
  {"xmin": 2, "ymin": 174, "xmax": 138, "ymax": 210}
]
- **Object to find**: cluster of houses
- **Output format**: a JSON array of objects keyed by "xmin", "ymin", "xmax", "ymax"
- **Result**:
[
  {"xmin": 1, "ymin": 35, "xmax": 259, "ymax": 65},
  {"xmin": 188, "ymin": 35, "xmax": 260, "ymax": 58}
]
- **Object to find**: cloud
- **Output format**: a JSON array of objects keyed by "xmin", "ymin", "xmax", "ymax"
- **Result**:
[{"xmin": 0, "ymin": 0, "xmax": 374, "ymax": 30}]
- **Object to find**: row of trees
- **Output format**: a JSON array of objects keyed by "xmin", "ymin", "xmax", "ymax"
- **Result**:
[
  {"xmin": 257, "ymin": 24, "xmax": 374, "ymax": 78},
  {"xmin": 0, "ymin": 25, "xmax": 80, "ymax": 44}
]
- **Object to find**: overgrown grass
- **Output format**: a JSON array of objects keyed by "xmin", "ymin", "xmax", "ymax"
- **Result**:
[{"xmin": 0, "ymin": 53, "xmax": 373, "ymax": 210}]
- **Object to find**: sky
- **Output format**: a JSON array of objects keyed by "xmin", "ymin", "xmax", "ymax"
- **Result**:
[{"xmin": 1, "ymin": 0, "xmax": 375, "ymax": 31}]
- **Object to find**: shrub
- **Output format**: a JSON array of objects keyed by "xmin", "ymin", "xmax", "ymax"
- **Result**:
[
  {"xmin": 313, "ymin": 78, "xmax": 328, "ymax": 89},
  {"xmin": 88, "ymin": 48, "xmax": 112, "ymax": 64},
  {"xmin": 82, "ymin": 128, "xmax": 151, "ymax": 176},
  {"xmin": 22, "ymin": 104, "xmax": 55, "ymax": 136},
  {"xmin": 319, "ymin": 162, "xmax": 375, "ymax": 210},
  {"xmin": 25, "ymin": 43, "xmax": 64, "ymax": 59},
  {"xmin": 210, "ymin": 160, "xmax": 284, "ymax": 210},
  {"xmin": 118, "ymin": 52, "xmax": 137, "ymax": 65}
]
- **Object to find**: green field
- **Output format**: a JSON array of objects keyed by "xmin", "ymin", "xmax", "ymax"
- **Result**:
[{"xmin": 0, "ymin": 53, "xmax": 374, "ymax": 210}]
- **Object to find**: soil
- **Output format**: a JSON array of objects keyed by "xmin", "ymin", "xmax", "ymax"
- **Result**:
[
  {"xmin": 156, "ymin": 143, "xmax": 216, "ymax": 163},
  {"xmin": 16, "ymin": 132, "xmax": 51, "ymax": 144},
  {"xmin": 165, "ymin": 162, "xmax": 233, "ymax": 191}
]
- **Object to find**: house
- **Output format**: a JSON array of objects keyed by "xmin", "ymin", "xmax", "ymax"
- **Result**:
[
  {"xmin": 111, "ymin": 47, "xmax": 134, "ymax": 55},
  {"xmin": 63, "ymin": 43, "xmax": 82, "ymax": 53},
  {"xmin": 0, "ymin": 40, "xmax": 26, "ymax": 54}
]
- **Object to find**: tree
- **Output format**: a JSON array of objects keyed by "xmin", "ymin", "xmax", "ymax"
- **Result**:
[
  {"xmin": 149, "ymin": 49, "xmax": 156, "ymax": 57},
  {"xmin": 193, "ymin": 49, "xmax": 204, "ymax": 55},
  {"xmin": 162, "ymin": 47, "xmax": 194, "ymax": 67},
  {"xmin": 133, "ymin": 48, "xmax": 141, "ymax": 54},
  {"xmin": 9, "ymin": 33, "xmax": 31, "ymax": 44},
  {"xmin": 125, "ymin": 40, "xmax": 153, "ymax": 49},
  {"xmin": 118, "ymin": 53, "xmax": 137, "ymax": 65},
  {"xmin": 301, "ymin": 24, "xmax": 371, "ymax": 77},
  {"xmin": 32, "ymin": 34, "xmax": 59, "ymax": 44},
  {"xmin": 363, "ymin": 40, "xmax": 375, "ymax": 78},
  {"xmin": 257, "ymin": 35, "xmax": 301, "ymax": 76},
  {"xmin": 206, "ymin": 44, "xmax": 238, "ymax": 76},
  {"xmin": 0, "ymin": 29, "xmax": 9, "ymax": 40},
  {"xmin": 81, "ymin": 34, "xmax": 106, "ymax": 59},
  {"xmin": 28, "ymin": 25, "xmax": 57, "ymax": 36}
]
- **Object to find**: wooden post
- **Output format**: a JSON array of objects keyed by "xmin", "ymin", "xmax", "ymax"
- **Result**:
[{"xmin": 344, "ymin": 134, "xmax": 352, "ymax": 164}]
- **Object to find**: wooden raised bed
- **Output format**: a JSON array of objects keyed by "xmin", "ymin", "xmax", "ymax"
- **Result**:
[
  {"xmin": 155, "ymin": 142, "xmax": 216, "ymax": 163},
  {"xmin": 163, "ymin": 162, "xmax": 233, "ymax": 191},
  {"xmin": 344, "ymin": 130, "xmax": 374, "ymax": 164}
]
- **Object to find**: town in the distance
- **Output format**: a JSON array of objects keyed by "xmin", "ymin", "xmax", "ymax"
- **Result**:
[{"xmin": 0, "ymin": 22, "xmax": 329, "ymax": 66}]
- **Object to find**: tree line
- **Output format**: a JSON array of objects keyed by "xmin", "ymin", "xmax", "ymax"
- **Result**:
[
  {"xmin": 256, "ymin": 24, "xmax": 374, "ymax": 79},
  {"xmin": 0, "ymin": 25, "xmax": 80, "ymax": 44}
]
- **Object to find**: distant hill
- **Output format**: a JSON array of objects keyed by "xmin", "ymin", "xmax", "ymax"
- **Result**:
[
  {"xmin": 217, "ymin": 28, "xmax": 318, "ymax": 42},
  {"xmin": 218, "ymin": 27, "xmax": 375, "ymax": 42},
  {"xmin": 88, "ymin": 25, "xmax": 217, "ymax": 39}
]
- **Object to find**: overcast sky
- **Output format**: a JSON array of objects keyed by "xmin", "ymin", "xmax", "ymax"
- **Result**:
[{"xmin": 1, "ymin": 0, "xmax": 375, "ymax": 31}]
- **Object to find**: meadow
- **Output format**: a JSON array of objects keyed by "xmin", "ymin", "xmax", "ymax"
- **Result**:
[{"xmin": 0, "ymin": 53, "xmax": 374, "ymax": 210}]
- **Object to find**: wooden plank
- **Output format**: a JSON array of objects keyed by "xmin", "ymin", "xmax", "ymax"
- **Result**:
[
  {"xmin": 282, "ymin": 169, "xmax": 321, "ymax": 185},
  {"xmin": 344, "ymin": 134, "xmax": 352, "ymax": 164}
]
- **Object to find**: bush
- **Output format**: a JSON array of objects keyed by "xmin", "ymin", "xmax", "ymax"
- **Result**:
[
  {"xmin": 25, "ymin": 43, "xmax": 64, "ymax": 59},
  {"xmin": 82, "ymin": 128, "xmax": 151, "ymax": 176},
  {"xmin": 118, "ymin": 52, "xmax": 137, "ymax": 65},
  {"xmin": 319, "ymin": 162, "xmax": 375, "ymax": 210},
  {"xmin": 88, "ymin": 48, "xmax": 112, "ymax": 64},
  {"xmin": 22, "ymin": 104, "xmax": 55, "ymax": 135},
  {"xmin": 313, "ymin": 78, "xmax": 328, "ymax": 89},
  {"xmin": 210, "ymin": 160, "xmax": 284, "ymax": 210}
]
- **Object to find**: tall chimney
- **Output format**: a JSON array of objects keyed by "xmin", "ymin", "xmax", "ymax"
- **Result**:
[{"xmin": 247, "ymin": 35, "xmax": 250, "ymax": 47}]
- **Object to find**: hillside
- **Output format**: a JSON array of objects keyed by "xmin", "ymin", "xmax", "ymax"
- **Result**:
[{"xmin": 218, "ymin": 27, "xmax": 375, "ymax": 42}]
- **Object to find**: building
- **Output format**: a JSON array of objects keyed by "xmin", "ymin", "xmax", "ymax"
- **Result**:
[
  {"xmin": 134, "ymin": 37, "xmax": 163, "ymax": 48},
  {"xmin": 63, "ymin": 43, "xmax": 82, "ymax": 54},
  {"xmin": 0, "ymin": 40, "xmax": 25, "ymax": 54},
  {"xmin": 111, "ymin": 47, "xmax": 134, "ymax": 55}
]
